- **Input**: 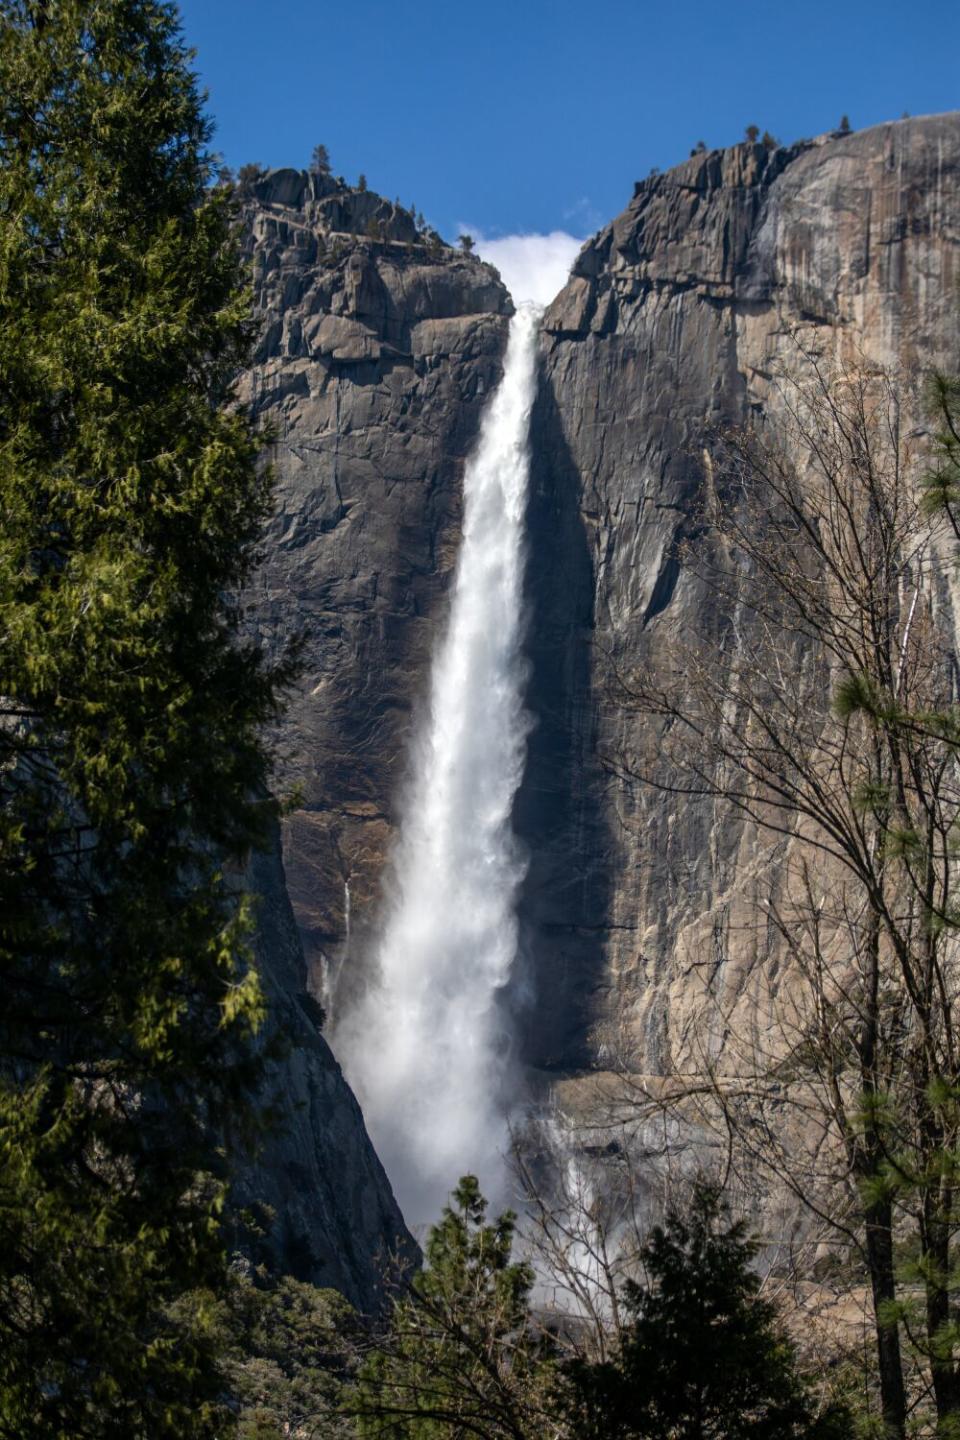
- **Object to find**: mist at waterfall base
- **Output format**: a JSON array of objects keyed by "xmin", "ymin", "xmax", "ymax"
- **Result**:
[{"xmin": 334, "ymin": 305, "xmax": 541, "ymax": 1229}]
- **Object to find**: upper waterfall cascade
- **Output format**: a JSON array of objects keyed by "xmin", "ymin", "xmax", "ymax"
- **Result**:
[{"xmin": 334, "ymin": 303, "xmax": 541, "ymax": 1227}]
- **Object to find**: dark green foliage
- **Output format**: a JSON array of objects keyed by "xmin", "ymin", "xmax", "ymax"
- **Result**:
[
  {"xmin": 351, "ymin": 1176, "xmax": 557, "ymax": 1439},
  {"xmin": 0, "ymin": 0, "xmax": 284, "ymax": 1432},
  {"xmin": 745, "ymin": 124, "xmax": 760, "ymax": 143},
  {"xmin": 237, "ymin": 161, "xmax": 266, "ymax": 187},
  {"xmin": 839, "ymin": 115, "xmax": 851, "ymax": 133},
  {"xmin": 921, "ymin": 373, "xmax": 960, "ymax": 529},
  {"xmin": 458, "ymin": 233, "xmax": 475, "ymax": 254},
  {"xmin": 310, "ymin": 142, "xmax": 331, "ymax": 174},
  {"xmin": 563, "ymin": 1187, "xmax": 852, "ymax": 1440},
  {"xmin": 217, "ymin": 1264, "xmax": 360, "ymax": 1439}
]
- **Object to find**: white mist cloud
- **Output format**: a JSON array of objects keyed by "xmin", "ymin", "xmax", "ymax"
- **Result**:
[{"xmin": 465, "ymin": 228, "xmax": 584, "ymax": 307}]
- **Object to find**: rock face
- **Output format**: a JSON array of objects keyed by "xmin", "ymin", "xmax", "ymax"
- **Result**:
[
  {"xmin": 246, "ymin": 118, "xmax": 960, "ymax": 1163},
  {"xmin": 231, "ymin": 831, "xmax": 412, "ymax": 1310},
  {"xmin": 520, "ymin": 114, "xmax": 960, "ymax": 1082},
  {"xmin": 239, "ymin": 169, "xmax": 511, "ymax": 991},
  {"xmin": 232, "ymin": 173, "xmax": 511, "ymax": 1296}
]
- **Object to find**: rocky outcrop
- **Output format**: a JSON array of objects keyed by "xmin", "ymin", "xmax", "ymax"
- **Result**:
[
  {"xmin": 231, "ymin": 830, "xmax": 412, "ymax": 1310},
  {"xmin": 238, "ymin": 170, "xmax": 512, "ymax": 991},
  {"xmin": 520, "ymin": 114, "xmax": 960, "ymax": 1082}
]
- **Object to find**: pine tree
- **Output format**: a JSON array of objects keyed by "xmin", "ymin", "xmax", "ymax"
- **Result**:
[
  {"xmin": 563, "ymin": 1186, "xmax": 851, "ymax": 1440},
  {"xmin": 310, "ymin": 141, "xmax": 331, "ymax": 174},
  {"xmin": 351, "ymin": 1176, "xmax": 556, "ymax": 1439},
  {"xmin": 206, "ymin": 1264, "xmax": 360, "ymax": 1439},
  {"xmin": 0, "ymin": 1, "xmax": 284, "ymax": 1433}
]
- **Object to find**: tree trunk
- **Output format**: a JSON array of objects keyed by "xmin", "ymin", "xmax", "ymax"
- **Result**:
[
  {"xmin": 921, "ymin": 1189, "xmax": 960, "ymax": 1432},
  {"xmin": 864, "ymin": 1196, "xmax": 908, "ymax": 1440}
]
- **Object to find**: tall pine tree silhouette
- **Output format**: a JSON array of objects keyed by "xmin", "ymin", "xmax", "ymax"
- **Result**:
[{"xmin": 0, "ymin": 2, "xmax": 286, "ymax": 1432}]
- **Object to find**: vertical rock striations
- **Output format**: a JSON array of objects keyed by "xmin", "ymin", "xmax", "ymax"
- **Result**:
[{"xmin": 523, "ymin": 114, "xmax": 960, "ymax": 1083}]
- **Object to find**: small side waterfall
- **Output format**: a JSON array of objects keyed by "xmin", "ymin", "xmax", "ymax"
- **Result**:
[{"xmin": 335, "ymin": 304, "xmax": 541, "ymax": 1227}]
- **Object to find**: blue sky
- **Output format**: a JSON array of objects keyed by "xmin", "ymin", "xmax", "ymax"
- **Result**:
[{"xmin": 179, "ymin": 0, "xmax": 959, "ymax": 248}]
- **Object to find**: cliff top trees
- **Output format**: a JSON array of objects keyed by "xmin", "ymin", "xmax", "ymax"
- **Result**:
[
  {"xmin": 238, "ymin": 159, "xmax": 267, "ymax": 186},
  {"xmin": 311, "ymin": 141, "xmax": 331, "ymax": 174},
  {"xmin": 0, "ymin": 0, "xmax": 284, "ymax": 1432}
]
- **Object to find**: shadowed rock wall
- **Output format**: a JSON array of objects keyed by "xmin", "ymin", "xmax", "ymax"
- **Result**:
[{"xmin": 232, "ymin": 831, "xmax": 412, "ymax": 1310}]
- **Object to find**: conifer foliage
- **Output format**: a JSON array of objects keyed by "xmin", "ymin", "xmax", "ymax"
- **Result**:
[
  {"xmin": 353, "ymin": 1176, "xmax": 557, "ymax": 1440},
  {"xmin": 563, "ymin": 1187, "xmax": 851, "ymax": 1440},
  {"xmin": 0, "ymin": 1, "xmax": 282, "ymax": 1432}
]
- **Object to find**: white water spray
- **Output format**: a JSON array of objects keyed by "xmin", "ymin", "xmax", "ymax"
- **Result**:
[{"xmin": 335, "ymin": 304, "xmax": 541, "ymax": 1227}]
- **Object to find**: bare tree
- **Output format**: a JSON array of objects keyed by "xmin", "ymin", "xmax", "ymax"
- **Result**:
[
  {"xmin": 607, "ymin": 346, "xmax": 960, "ymax": 1439},
  {"xmin": 510, "ymin": 1116, "xmax": 650, "ymax": 1362}
]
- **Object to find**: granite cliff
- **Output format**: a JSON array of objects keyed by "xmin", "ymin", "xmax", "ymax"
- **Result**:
[
  {"xmin": 231, "ymin": 831, "xmax": 411, "ymax": 1310},
  {"xmin": 231, "ymin": 171, "xmax": 511, "ymax": 1278},
  {"xmin": 521, "ymin": 113, "xmax": 960, "ymax": 1088},
  {"xmin": 238, "ymin": 168, "xmax": 511, "ymax": 991},
  {"xmin": 241, "ymin": 118, "xmax": 960, "ymax": 1235}
]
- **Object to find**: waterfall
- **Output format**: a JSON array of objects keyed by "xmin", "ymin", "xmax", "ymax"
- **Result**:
[{"xmin": 334, "ymin": 303, "xmax": 540, "ymax": 1227}]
